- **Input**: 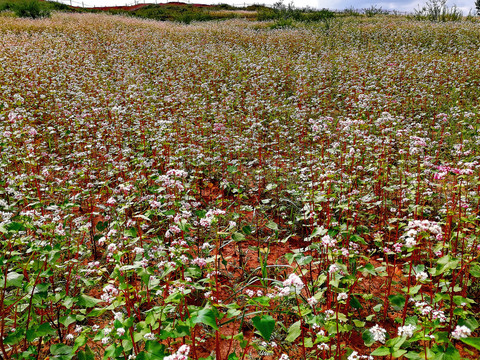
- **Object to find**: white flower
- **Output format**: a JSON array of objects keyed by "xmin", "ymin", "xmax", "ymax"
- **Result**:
[
  {"xmin": 328, "ymin": 264, "xmax": 339, "ymax": 273},
  {"xmin": 415, "ymin": 271, "xmax": 428, "ymax": 282},
  {"xmin": 452, "ymin": 325, "xmax": 471, "ymax": 339},
  {"xmin": 134, "ymin": 247, "xmax": 144, "ymax": 255},
  {"xmin": 65, "ymin": 334, "xmax": 74, "ymax": 341},
  {"xmin": 307, "ymin": 297, "xmax": 318, "ymax": 306},
  {"xmin": 397, "ymin": 324, "xmax": 416, "ymax": 338},
  {"xmin": 279, "ymin": 354, "xmax": 289, "ymax": 360},
  {"xmin": 117, "ymin": 328, "xmax": 125, "ymax": 336},
  {"xmin": 144, "ymin": 332, "xmax": 156, "ymax": 340},
  {"xmin": 318, "ymin": 342, "xmax": 329, "ymax": 350},
  {"xmin": 283, "ymin": 273, "xmax": 304, "ymax": 290},
  {"xmin": 101, "ymin": 337, "xmax": 110, "ymax": 344},
  {"xmin": 321, "ymin": 234, "xmax": 336, "ymax": 248},
  {"xmin": 178, "ymin": 344, "xmax": 190, "ymax": 355},
  {"xmin": 337, "ymin": 292, "xmax": 348, "ymax": 301},
  {"xmin": 370, "ymin": 324, "xmax": 387, "ymax": 343}
]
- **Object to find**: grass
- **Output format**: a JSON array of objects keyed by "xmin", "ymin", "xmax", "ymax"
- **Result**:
[{"xmin": 0, "ymin": 10, "xmax": 480, "ymax": 360}]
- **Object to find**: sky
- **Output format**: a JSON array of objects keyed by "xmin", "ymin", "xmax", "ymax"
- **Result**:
[{"xmin": 59, "ymin": 0, "xmax": 475, "ymax": 16}]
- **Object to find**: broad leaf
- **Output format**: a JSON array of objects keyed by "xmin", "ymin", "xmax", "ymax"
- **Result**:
[
  {"xmin": 285, "ymin": 320, "xmax": 301, "ymax": 342},
  {"xmin": 252, "ymin": 315, "xmax": 275, "ymax": 341},
  {"xmin": 192, "ymin": 308, "xmax": 218, "ymax": 330}
]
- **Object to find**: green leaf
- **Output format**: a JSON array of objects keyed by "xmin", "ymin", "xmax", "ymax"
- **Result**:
[
  {"xmin": 192, "ymin": 307, "xmax": 218, "ymax": 330},
  {"xmin": 469, "ymin": 263, "xmax": 480, "ymax": 278},
  {"xmin": 232, "ymin": 232, "xmax": 245, "ymax": 242},
  {"xmin": 460, "ymin": 337, "xmax": 480, "ymax": 350},
  {"xmin": 36, "ymin": 322, "xmax": 56, "ymax": 337},
  {"xmin": 404, "ymin": 351, "xmax": 422, "ymax": 360},
  {"xmin": 350, "ymin": 295, "xmax": 363, "ymax": 310},
  {"xmin": 2, "ymin": 272, "xmax": 24, "ymax": 288},
  {"xmin": 76, "ymin": 294, "xmax": 101, "ymax": 308},
  {"xmin": 4, "ymin": 330, "xmax": 23, "ymax": 345},
  {"xmin": 125, "ymin": 227, "xmax": 138, "ymax": 237},
  {"xmin": 73, "ymin": 335, "xmax": 88, "ymax": 351},
  {"xmin": 59, "ymin": 315, "xmax": 77, "ymax": 327},
  {"xmin": 389, "ymin": 294, "xmax": 406, "ymax": 311},
  {"xmin": 362, "ymin": 329, "xmax": 375, "ymax": 346},
  {"xmin": 285, "ymin": 320, "xmax": 301, "ymax": 342},
  {"xmin": 432, "ymin": 344, "xmax": 460, "ymax": 360},
  {"xmin": 266, "ymin": 221, "xmax": 278, "ymax": 231},
  {"xmin": 353, "ymin": 320, "xmax": 365, "ymax": 328},
  {"xmin": 5, "ymin": 222, "xmax": 26, "ymax": 232},
  {"xmin": 359, "ymin": 263, "xmax": 377, "ymax": 276},
  {"xmin": 77, "ymin": 345, "xmax": 95, "ymax": 360},
  {"xmin": 392, "ymin": 349, "xmax": 408, "ymax": 358},
  {"xmin": 50, "ymin": 344, "xmax": 73, "ymax": 356},
  {"xmin": 371, "ymin": 346, "xmax": 392, "ymax": 356},
  {"xmin": 96, "ymin": 221, "xmax": 108, "ymax": 232},
  {"xmin": 242, "ymin": 226, "xmax": 252, "ymax": 235},
  {"xmin": 458, "ymin": 317, "xmax": 479, "ymax": 331},
  {"xmin": 407, "ymin": 284, "xmax": 422, "ymax": 295},
  {"xmin": 145, "ymin": 340, "xmax": 167, "ymax": 359},
  {"xmin": 252, "ymin": 315, "xmax": 275, "ymax": 341}
]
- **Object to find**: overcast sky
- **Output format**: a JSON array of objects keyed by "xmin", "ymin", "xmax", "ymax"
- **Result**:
[{"xmin": 60, "ymin": 0, "xmax": 475, "ymax": 17}]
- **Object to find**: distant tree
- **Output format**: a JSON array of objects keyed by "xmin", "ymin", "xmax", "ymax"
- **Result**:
[{"xmin": 476, "ymin": 0, "xmax": 480, "ymax": 15}]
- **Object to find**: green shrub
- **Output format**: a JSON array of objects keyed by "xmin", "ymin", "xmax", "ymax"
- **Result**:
[
  {"xmin": 10, "ymin": 0, "xmax": 51, "ymax": 18},
  {"xmin": 413, "ymin": 0, "xmax": 463, "ymax": 21},
  {"xmin": 363, "ymin": 5, "xmax": 388, "ymax": 16},
  {"xmin": 257, "ymin": 1, "xmax": 334, "ymax": 23}
]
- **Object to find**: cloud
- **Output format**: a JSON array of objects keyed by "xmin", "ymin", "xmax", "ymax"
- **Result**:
[{"xmin": 317, "ymin": 0, "xmax": 475, "ymax": 13}]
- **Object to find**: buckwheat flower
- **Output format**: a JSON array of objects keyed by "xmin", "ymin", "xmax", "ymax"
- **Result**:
[
  {"xmin": 117, "ymin": 328, "xmax": 126, "ymax": 336},
  {"xmin": 432, "ymin": 309, "xmax": 446, "ymax": 322},
  {"xmin": 283, "ymin": 273, "xmax": 304, "ymax": 290},
  {"xmin": 277, "ymin": 287, "xmax": 291, "ymax": 297},
  {"xmin": 416, "ymin": 271, "xmax": 428, "ymax": 282},
  {"xmin": 307, "ymin": 296, "xmax": 318, "ymax": 306},
  {"xmin": 65, "ymin": 334, "xmax": 74, "ymax": 341},
  {"xmin": 279, "ymin": 354, "xmax": 289, "ymax": 360},
  {"xmin": 74, "ymin": 325, "xmax": 83, "ymax": 333},
  {"xmin": 452, "ymin": 325, "xmax": 471, "ymax": 339},
  {"xmin": 347, "ymin": 351, "xmax": 359, "ymax": 360},
  {"xmin": 405, "ymin": 237, "xmax": 416, "ymax": 248},
  {"xmin": 393, "ymin": 243, "xmax": 403, "ymax": 253},
  {"xmin": 325, "ymin": 309, "xmax": 335, "ymax": 319},
  {"xmin": 245, "ymin": 289, "xmax": 255, "ymax": 297},
  {"xmin": 134, "ymin": 247, "xmax": 144, "ymax": 255},
  {"xmin": 192, "ymin": 258, "xmax": 207, "ymax": 268},
  {"xmin": 178, "ymin": 344, "xmax": 190, "ymax": 355},
  {"xmin": 397, "ymin": 324, "xmax": 416, "ymax": 338},
  {"xmin": 328, "ymin": 264, "xmax": 340, "ymax": 273},
  {"xmin": 128, "ymin": 355, "xmax": 136, "ymax": 360},
  {"xmin": 321, "ymin": 234, "xmax": 336, "ymax": 248},
  {"xmin": 92, "ymin": 325, "xmax": 100, "ymax": 332},
  {"xmin": 113, "ymin": 311, "xmax": 123, "ymax": 321},
  {"xmin": 106, "ymin": 197, "xmax": 116, "ymax": 206},
  {"xmin": 104, "ymin": 327, "xmax": 112, "ymax": 335},
  {"xmin": 144, "ymin": 332, "xmax": 156, "ymax": 340},
  {"xmin": 318, "ymin": 343, "xmax": 329, "ymax": 350},
  {"xmin": 370, "ymin": 324, "xmax": 387, "ymax": 343},
  {"xmin": 101, "ymin": 337, "xmax": 110, "ymax": 344},
  {"xmin": 107, "ymin": 243, "xmax": 117, "ymax": 253},
  {"xmin": 337, "ymin": 292, "xmax": 348, "ymax": 301}
]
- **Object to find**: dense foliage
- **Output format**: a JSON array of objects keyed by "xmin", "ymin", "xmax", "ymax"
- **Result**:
[{"xmin": 1, "ymin": 12, "xmax": 480, "ymax": 360}]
